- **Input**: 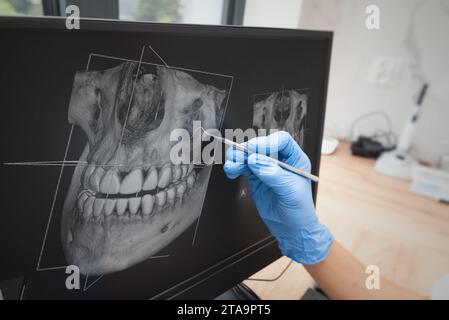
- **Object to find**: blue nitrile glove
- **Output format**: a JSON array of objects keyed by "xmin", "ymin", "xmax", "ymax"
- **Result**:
[{"xmin": 223, "ymin": 131, "xmax": 334, "ymax": 265}]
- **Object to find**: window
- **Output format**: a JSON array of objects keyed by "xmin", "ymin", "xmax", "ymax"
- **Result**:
[
  {"xmin": 0, "ymin": 0, "xmax": 43, "ymax": 16},
  {"xmin": 0, "ymin": 0, "xmax": 232, "ymax": 26},
  {"xmin": 119, "ymin": 0, "xmax": 224, "ymax": 25}
]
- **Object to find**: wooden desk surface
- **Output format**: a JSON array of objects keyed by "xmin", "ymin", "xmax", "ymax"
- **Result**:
[{"xmin": 244, "ymin": 141, "xmax": 449, "ymax": 299}]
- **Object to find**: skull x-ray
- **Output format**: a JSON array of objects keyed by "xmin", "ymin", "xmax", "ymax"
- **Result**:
[
  {"xmin": 62, "ymin": 61, "xmax": 227, "ymax": 275},
  {"xmin": 252, "ymin": 89, "xmax": 307, "ymax": 146}
]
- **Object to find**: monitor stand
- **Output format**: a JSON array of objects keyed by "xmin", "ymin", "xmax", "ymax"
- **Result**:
[
  {"xmin": 215, "ymin": 283, "xmax": 260, "ymax": 300},
  {"xmin": 0, "ymin": 277, "xmax": 25, "ymax": 300}
]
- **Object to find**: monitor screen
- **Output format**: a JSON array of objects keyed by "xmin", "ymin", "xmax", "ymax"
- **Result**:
[{"xmin": 0, "ymin": 16, "xmax": 331, "ymax": 299}]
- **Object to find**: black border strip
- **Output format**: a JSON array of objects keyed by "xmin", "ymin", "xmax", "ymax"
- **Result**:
[{"xmin": 0, "ymin": 15, "xmax": 332, "ymax": 39}]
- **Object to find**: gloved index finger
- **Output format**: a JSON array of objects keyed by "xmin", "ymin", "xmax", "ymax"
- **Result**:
[
  {"xmin": 246, "ymin": 131, "xmax": 303, "ymax": 164},
  {"xmin": 223, "ymin": 159, "xmax": 250, "ymax": 179},
  {"xmin": 225, "ymin": 145, "xmax": 248, "ymax": 163}
]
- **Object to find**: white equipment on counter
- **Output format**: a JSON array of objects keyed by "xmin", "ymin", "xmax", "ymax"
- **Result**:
[{"xmin": 375, "ymin": 83, "xmax": 428, "ymax": 180}]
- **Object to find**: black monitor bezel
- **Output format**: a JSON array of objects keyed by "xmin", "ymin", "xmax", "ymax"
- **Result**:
[{"xmin": 0, "ymin": 16, "xmax": 332, "ymax": 299}]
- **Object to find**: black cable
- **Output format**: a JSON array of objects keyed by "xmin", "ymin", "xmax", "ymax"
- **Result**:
[
  {"xmin": 232, "ymin": 283, "xmax": 261, "ymax": 300},
  {"xmin": 350, "ymin": 110, "xmax": 397, "ymax": 149},
  {"xmin": 246, "ymin": 259, "xmax": 294, "ymax": 282}
]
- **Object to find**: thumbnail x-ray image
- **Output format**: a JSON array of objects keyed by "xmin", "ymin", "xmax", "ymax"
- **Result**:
[
  {"xmin": 252, "ymin": 89, "xmax": 307, "ymax": 146},
  {"xmin": 62, "ymin": 61, "xmax": 227, "ymax": 275}
]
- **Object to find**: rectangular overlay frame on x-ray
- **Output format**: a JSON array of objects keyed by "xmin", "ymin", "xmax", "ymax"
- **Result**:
[{"xmin": 0, "ymin": 17, "xmax": 332, "ymax": 299}]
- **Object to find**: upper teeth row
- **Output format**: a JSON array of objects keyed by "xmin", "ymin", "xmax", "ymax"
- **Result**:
[
  {"xmin": 81, "ymin": 163, "xmax": 194, "ymax": 195},
  {"xmin": 76, "ymin": 168, "xmax": 198, "ymax": 221}
]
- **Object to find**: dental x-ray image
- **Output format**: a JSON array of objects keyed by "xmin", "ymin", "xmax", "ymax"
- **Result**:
[
  {"xmin": 62, "ymin": 58, "xmax": 228, "ymax": 276},
  {"xmin": 252, "ymin": 89, "xmax": 308, "ymax": 146}
]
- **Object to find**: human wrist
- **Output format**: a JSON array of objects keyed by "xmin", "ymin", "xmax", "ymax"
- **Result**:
[{"xmin": 278, "ymin": 223, "xmax": 334, "ymax": 265}]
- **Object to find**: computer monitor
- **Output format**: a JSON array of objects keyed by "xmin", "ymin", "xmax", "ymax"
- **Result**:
[{"xmin": 0, "ymin": 16, "xmax": 332, "ymax": 299}]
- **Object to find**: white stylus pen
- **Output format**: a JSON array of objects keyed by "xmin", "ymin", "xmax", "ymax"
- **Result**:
[{"xmin": 201, "ymin": 129, "xmax": 319, "ymax": 183}]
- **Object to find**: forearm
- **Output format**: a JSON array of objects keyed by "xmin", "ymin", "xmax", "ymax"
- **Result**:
[{"xmin": 304, "ymin": 241, "xmax": 424, "ymax": 300}]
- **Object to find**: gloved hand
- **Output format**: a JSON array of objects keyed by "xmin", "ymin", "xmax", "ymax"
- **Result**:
[{"xmin": 223, "ymin": 131, "xmax": 334, "ymax": 265}]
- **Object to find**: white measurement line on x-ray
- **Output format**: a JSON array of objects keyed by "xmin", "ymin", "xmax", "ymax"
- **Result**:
[
  {"xmin": 149, "ymin": 254, "xmax": 170, "ymax": 259},
  {"xmin": 15, "ymin": 46, "xmax": 234, "ymax": 276},
  {"xmin": 76, "ymin": 46, "xmax": 147, "ymax": 285},
  {"xmin": 190, "ymin": 75, "xmax": 235, "ymax": 247},
  {"xmin": 3, "ymin": 161, "xmax": 210, "ymax": 169},
  {"xmin": 35, "ymin": 54, "xmax": 93, "ymax": 272},
  {"xmin": 89, "ymin": 53, "xmax": 233, "ymax": 79},
  {"xmin": 35, "ymin": 125, "xmax": 75, "ymax": 271},
  {"xmin": 148, "ymin": 44, "xmax": 169, "ymax": 67},
  {"xmin": 36, "ymin": 266, "xmax": 68, "ymax": 271},
  {"xmin": 83, "ymin": 274, "xmax": 103, "ymax": 291},
  {"xmin": 116, "ymin": 45, "xmax": 146, "ymax": 154},
  {"xmin": 3, "ymin": 160, "xmax": 85, "ymax": 167}
]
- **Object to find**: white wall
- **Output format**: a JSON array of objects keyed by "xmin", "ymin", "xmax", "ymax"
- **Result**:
[
  {"xmin": 298, "ymin": 0, "xmax": 449, "ymax": 165},
  {"xmin": 243, "ymin": 0, "xmax": 303, "ymax": 29}
]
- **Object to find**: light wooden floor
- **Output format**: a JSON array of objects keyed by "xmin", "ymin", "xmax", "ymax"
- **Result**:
[{"xmin": 244, "ymin": 141, "xmax": 449, "ymax": 299}]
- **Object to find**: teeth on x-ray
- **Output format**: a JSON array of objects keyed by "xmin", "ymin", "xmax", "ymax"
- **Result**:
[
  {"xmin": 61, "ymin": 62, "xmax": 227, "ymax": 276},
  {"xmin": 252, "ymin": 90, "xmax": 307, "ymax": 146}
]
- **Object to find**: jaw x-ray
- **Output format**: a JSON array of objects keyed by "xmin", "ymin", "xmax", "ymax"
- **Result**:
[
  {"xmin": 252, "ymin": 89, "xmax": 308, "ymax": 146},
  {"xmin": 63, "ymin": 60, "xmax": 228, "ymax": 275}
]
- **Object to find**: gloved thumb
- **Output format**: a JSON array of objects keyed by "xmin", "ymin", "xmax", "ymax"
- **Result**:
[{"xmin": 247, "ymin": 153, "xmax": 296, "ymax": 194}]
